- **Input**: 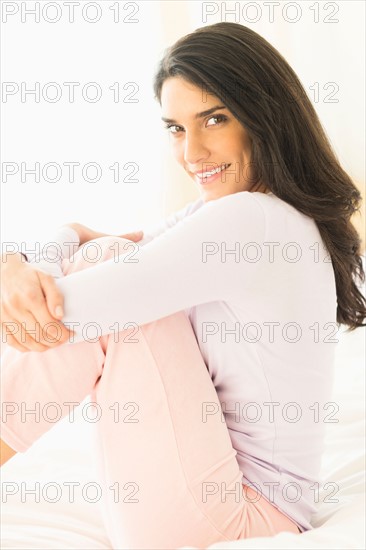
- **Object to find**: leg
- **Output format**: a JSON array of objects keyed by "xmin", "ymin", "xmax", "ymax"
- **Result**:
[
  {"xmin": 75, "ymin": 237, "xmax": 301, "ymax": 549},
  {"xmin": 1, "ymin": 236, "xmax": 139, "ymax": 455},
  {"xmin": 2, "ymin": 236, "xmax": 298, "ymax": 548},
  {"xmin": 0, "ymin": 243, "xmax": 111, "ymax": 453}
]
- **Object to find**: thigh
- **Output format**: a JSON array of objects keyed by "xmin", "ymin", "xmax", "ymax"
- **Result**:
[{"xmin": 91, "ymin": 311, "xmax": 299, "ymax": 549}]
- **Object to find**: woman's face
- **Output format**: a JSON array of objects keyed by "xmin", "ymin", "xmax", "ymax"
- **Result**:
[{"xmin": 160, "ymin": 76, "xmax": 267, "ymax": 202}]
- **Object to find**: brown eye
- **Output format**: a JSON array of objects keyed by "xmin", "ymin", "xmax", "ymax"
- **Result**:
[
  {"xmin": 165, "ymin": 124, "xmax": 183, "ymax": 134},
  {"xmin": 206, "ymin": 114, "xmax": 227, "ymax": 127}
]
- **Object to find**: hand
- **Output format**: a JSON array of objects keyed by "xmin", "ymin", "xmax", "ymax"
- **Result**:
[
  {"xmin": 0, "ymin": 228, "xmax": 144, "ymax": 353},
  {"xmin": 1, "ymin": 253, "xmax": 74, "ymax": 353},
  {"xmin": 66, "ymin": 223, "xmax": 144, "ymax": 246}
]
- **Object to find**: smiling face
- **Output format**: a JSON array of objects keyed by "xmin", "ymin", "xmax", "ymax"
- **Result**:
[{"xmin": 160, "ymin": 76, "xmax": 268, "ymax": 202}]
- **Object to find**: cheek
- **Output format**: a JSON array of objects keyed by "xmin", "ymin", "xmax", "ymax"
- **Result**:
[
  {"xmin": 241, "ymin": 132, "xmax": 252, "ymax": 157},
  {"xmin": 232, "ymin": 137, "xmax": 251, "ymax": 164},
  {"xmin": 220, "ymin": 128, "xmax": 246, "ymax": 156}
]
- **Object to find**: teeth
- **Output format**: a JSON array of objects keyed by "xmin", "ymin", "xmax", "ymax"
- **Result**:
[{"xmin": 197, "ymin": 164, "xmax": 229, "ymax": 178}]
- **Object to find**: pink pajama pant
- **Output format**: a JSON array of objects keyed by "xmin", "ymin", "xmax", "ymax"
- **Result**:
[{"xmin": 2, "ymin": 237, "xmax": 300, "ymax": 549}]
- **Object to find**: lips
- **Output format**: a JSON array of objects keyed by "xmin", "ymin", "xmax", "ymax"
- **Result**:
[{"xmin": 194, "ymin": 163, "xmax": 231, "ymax": 185}]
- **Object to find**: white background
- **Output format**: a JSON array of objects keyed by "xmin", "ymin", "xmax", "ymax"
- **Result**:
[{"xmin": 1, "ymin": 0, "xmax": 365, "ymax": 247}]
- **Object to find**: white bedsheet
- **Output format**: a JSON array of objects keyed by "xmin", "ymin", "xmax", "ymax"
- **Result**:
[{"xmin": 1, "ymin": 322, "xmax": 365, "ymax": 550}]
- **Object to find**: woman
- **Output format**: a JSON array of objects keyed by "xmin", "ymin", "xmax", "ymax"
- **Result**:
[{"xmin": 1, "ymin": 22, "xmax": 365, "ymax": 550}]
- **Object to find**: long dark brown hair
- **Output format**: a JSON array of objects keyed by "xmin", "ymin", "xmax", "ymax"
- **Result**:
[{"xmin": 153, "ymin": 22, "xmax": 365, "ymax": 332}]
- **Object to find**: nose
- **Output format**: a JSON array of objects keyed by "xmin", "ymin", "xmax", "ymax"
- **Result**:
[{"xmin": 183, "ymin": 132, "xmax": 210, "ymax": 166}]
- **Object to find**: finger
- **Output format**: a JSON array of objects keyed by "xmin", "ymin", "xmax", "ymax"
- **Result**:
[
  {"xmin": 25, "ymin": 311, "xmax": 72, "ymax": 349},
  {"xmin": 24, "ymin": 308, "xmax": 72, "ymax": 348},
  {"xmin": 37, "ymin": 271, "xmax": 65, "ymax": 320},
  {"xmin": 20, "ymin": 324, "xmax": 64, "ymax": 351},
  {"xmin": 119, "ymin": 231, "xmax": 144, "ymax": 242},
  {"xmin": 1, "ymin": 319, "xmax": 50, "ymax": 353},
  {"xmin": 1, "ymin": 306, "xmax": 46, "ymax": 349},
  {"xmin": 5, "ymin": 301, "xmax": 69, "ymax": 349},
  {"xmin": 2, "ymin": 332, "xmax": 29, "ymax": 353},
  {"xmin": 26, "ymin": 271, "xmax": 75, "ymax": 345}
]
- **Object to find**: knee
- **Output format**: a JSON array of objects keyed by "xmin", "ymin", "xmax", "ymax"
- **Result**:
[{"xmin": 62, "ymin": 236, "xmax": 135, "ymax": 275}]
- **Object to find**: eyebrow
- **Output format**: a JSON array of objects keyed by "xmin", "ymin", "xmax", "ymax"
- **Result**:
[{"xmin": 161, "ymin": 105, "xmax": 227, "ymax": 124}]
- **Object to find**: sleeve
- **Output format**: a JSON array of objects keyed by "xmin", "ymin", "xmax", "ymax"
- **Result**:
[
  {"xmin": 23, "ymin": 198, "xmax": 203, "ymax": 277},
  {"xmin": 137, "ymin": 196, "xmax": 204, "ymax": 246},
  {"xmin": 0, "ymin": 337, "xmax": 106, "ymax": 453},
  {"xmin": 24, "ymin": 225, "xmax": 80, "ymax": 279},
  {"xmin": 55, "ymin": 192, "xmax": 266, "ymax": 343}
]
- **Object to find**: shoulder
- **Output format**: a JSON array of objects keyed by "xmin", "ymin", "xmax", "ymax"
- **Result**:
[
  {"xmin": 198, "ymin": 191, "xmax": 266, "ymax": 213},
  {"xmin": 198, "ymin": 191, "xmax": 267, "ymax": 228},
  {"xmin": 168, "ymin": 191, "xmax": 317, "ymax": 240},
  {"xmin": 246, "ymin": 191, "xmax": 320, "ymax": 236},
  {"xmin": 175, "ymin": 191, "xmax": 269, "ymax": 221}
]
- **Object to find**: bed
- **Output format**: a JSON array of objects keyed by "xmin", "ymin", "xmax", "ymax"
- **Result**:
[{"xmin": 1, "ymin": 315, "xmax": 365, "ymax": 549}]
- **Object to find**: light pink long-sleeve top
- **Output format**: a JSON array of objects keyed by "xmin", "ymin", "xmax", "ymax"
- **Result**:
[{"xmin": 1, "ymin": 191, "xmax": 338, "ymax": 531}]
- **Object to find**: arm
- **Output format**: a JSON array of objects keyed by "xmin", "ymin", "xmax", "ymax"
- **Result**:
[
  {"xmin": 24, "ymin": 197, "xmax": 203, "ymax": 275},
  {"xmin": 55, "ymin": 192, "xmax": 266, "ymax": 343},
  {"xmin": 1, "ymin": 200, "xmax": 202, "ymax": 353},
  {"xmin": 3, "ymin": 225, "xmax": 143, "ymax": 349},
  {"xmin": 1, "ymin": 226, "xmax": 79, "ymax": 348},
  {"xmin": 22, "ymin": 225, "xmax": 81, "ymax": 279},
  {"xmin": 23, "ymin": 224, "xmax": 144, "ymax": 277},
  {"xmin": 0, "ymin": 202, "xmax": 204, "ymax": 456},
  {"xmin": 137, "ymin": 196, "xmax": 204, "ymax": 246}
]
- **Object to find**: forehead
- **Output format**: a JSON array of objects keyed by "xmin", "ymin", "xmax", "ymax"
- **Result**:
[{"xmin": 161, "ymin": 76, "xmax": 221, "ymax": 115}]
